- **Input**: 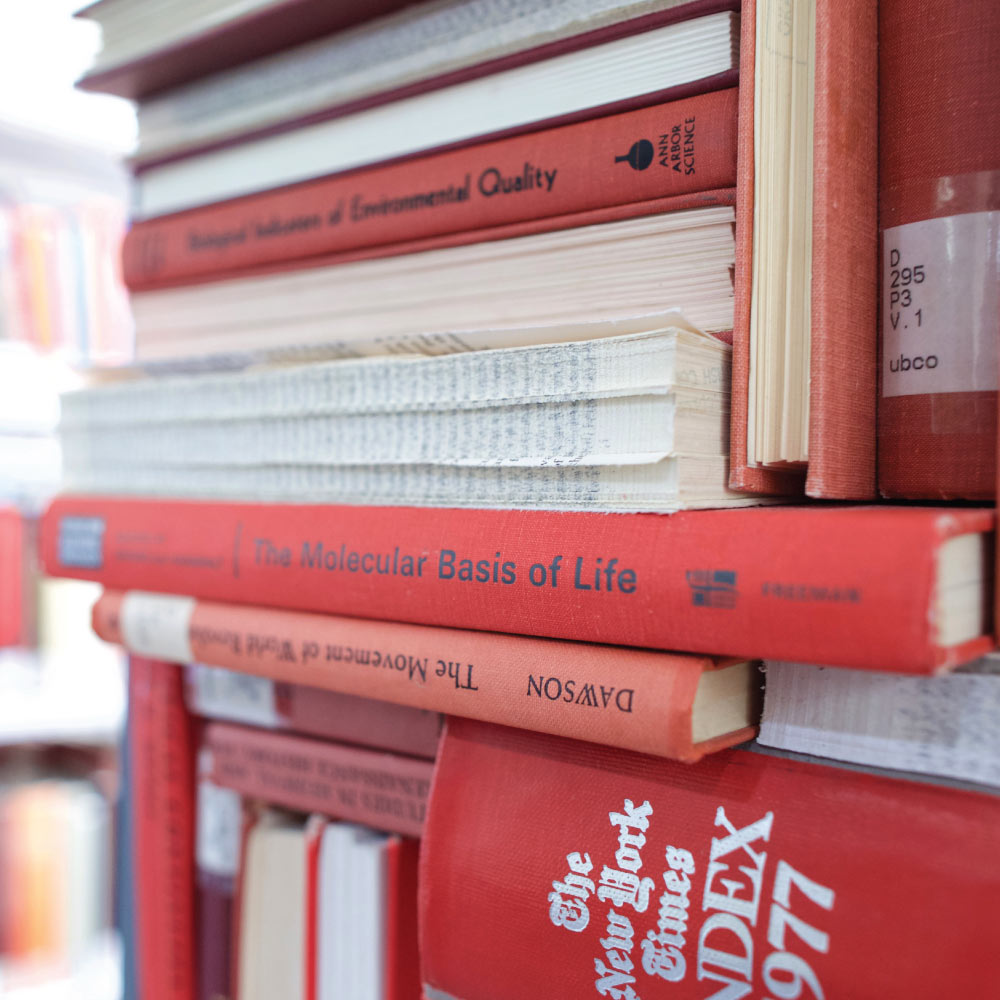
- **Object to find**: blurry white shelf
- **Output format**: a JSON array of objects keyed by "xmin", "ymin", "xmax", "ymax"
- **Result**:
[
  {"xmin": 0, "ymin": 932, "xmax": 121, "ymax": 1000},
  {"xmin": 0, "ymin": 646, "xmax": 125, "ymax": 748}
]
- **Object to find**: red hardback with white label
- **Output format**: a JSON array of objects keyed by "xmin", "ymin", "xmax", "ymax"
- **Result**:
[
  {"xmin": 420, "ymin": 718, "xmax": 1000, "ymax": 1000},
  {"xmin": 877, "ymin": 0, "xmax": 1000, "ymax": 499},
  {"xmin": 42, "ymin": 495, "xmax": 993, "ymax": 671}
]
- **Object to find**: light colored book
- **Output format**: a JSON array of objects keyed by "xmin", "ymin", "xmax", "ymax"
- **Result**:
[
  {"xmin": 60, "ymin": 322, "xmax": 752, "ymax": 512},
  {"xmin": 237, "ymin": 811, "xmax": 309, "ymax": 1000},
  {"xmin": 134, "ymin": 0, "xmax": 719, "ymax": 161},
  {"xmin": 759, "ymin": 656, "xmax": 1000, "ymax": 788},
  {"xmin": 129, "ymin": 208, "xmax": 736, "ymax": 366},
  {"xmin": 317, "ymin": 824, "xmax": 388, "ymax": 1000},
  {"xmin": 133, "ymin": 11, "xmax": 738, "ymax": 216}
]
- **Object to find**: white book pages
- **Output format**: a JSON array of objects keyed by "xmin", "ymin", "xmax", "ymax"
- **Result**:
[
  {"xmin": 135, "ymin": 13, "xmax": 737, "ymax": 216},
  {"xmin": 131, "ymin": 209, "xmax": 736, "ymax": 364},
  {"xmin": 87, "ymin": 0, "xmax": 290, "ymax": 71},
  {"xmin": 61, "ymin": 327, "xmax": 728, "ymax": 427},
  {"xmin": 350, "ymin": 830, "xmax": 388, "ymax": 1000},
  {"xmin": 61, "ymin": 393, "xmax": 728, "ymax": 471},
  {"xmin": 318, "ymin": 824, "xmax": 387, "ymax": 1000},
  {"xmin": 136, "ymin": 0, "xmax": 710, "ymax": 159},
  {"xmin": 318, "ymin": 824, "xmax": 353, "ymax": 1000},
  {"xmin": 62, "ymin": 454, "xmax": 756, "ymax": 511},
  {"xmin": 759, "ymin": 658, "xmax": 1000, "ymax": 788}
]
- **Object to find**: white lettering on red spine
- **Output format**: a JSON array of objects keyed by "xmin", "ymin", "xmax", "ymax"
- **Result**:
[
  {"xmin": 641, "ymin": 845, "xmax": 696, "ymax": 982},
  {"xmin": 598, "ymin": 800, "xmax": 655, "ymax": 913},
  {"xmin": 762, "ymin": 860, "xmax": 835, "ymax": 1000},
  {"xmin": 548, "ymin": 852, "xmax": 595, "ymax": 932},
  {"xmin": 591, "ymin": 799, "xmax": 654, "ymax": 1000},
  {"xmin": 697, "ymin": 807, "xmax": 774, "ymax": 998}
]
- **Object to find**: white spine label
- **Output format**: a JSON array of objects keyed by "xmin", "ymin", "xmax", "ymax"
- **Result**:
[
  {"xmin": 120, "ymin": 591, "xmax": 195, "ymax": 663},
  {"xmin": 196, "ymin": 770, "xmax": 242, "ymax": 877},
  {"xmin": 188, "ymin": 663, "xmax": 279, "ymax": 728},
  {"xmin": 881, "ymin": 211, "xmax": 999, "ymax": 397}
]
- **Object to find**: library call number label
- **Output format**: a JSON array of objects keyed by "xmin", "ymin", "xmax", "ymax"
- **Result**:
[{"xmin": 881, "ymin": 211, "xmax": 999, "ymax": 397}]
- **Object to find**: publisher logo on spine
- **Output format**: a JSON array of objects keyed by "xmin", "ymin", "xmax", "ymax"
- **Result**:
[
  {"xmin": 57, "ymin": 516, "xmax": 105, "ymax": 569},
  {"xmin": 615, "ymin": 139, "xmax": 654, "ymax": 171},
  {"xmin": 686, "ymin": 570, "xmax": 737, "ymax": 608}
]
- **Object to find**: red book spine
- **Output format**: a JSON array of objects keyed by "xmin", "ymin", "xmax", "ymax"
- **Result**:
[
  {"xmin": 728, "ymin": 0, "xmax": 877, "ymax": 500},
  {"xmin": 877, "ymin": 0, "xmax": 1000, "ymax": 499},
  {"xmin": 94, "ymin": 591, "xmax": 749, "ymax": 762},
  {"xmin": 45, "ymin": 496, "xmax": 993, "ymax": 672},
  {"xmin": 303, "ymin": 816, "xmax": 326, "ymax": 1000},
  {"xmin": 384, "ymin": 837, "xmax": 421, "ymax": 1000},
  {"xmin": 421, "ymin": 719, "xmax": 1000, "ymax": 1000},
  {"xmin": 123, "ymin": 88, "xmax": 738, "ymax": 290},
  {"xmin": 202, "ymin": 722, "xmax": 432, "ymax": 837},
  {"xmin": 0, "ymin": 507, "xmax": 23, "ymax": 647},
  {"xmin": 129, "ymin": 657, "xmax": 197, "ymax": 1000}
]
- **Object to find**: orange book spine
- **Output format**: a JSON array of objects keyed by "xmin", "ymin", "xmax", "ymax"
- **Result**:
[
  {"xmin": 123, "ymin": 88, "xmax": 738, "ymax": 290},
  {"xmin": 94, "ymin": 591, "xmax": 751, "ymax": 762}
]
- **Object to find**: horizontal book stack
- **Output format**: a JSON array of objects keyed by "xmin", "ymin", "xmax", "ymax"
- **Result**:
[{"xmin": 56, "ymin": 0, "xmax": 1000, "ymax": 998}]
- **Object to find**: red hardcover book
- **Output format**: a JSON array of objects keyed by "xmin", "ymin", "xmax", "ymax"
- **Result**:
[
  {"xmin": 129, "ymin": 657, "xmax": 197, "ymax": 1000},
  {"xmin": 194, "ymin": 757, "xmax": 243, "ymax": 1000},
  {"xmin": 728, "ymin": 0, "xmax": 878, "ymax": 499},
  {"xmin": 877, "ymin": 1, "xmax": 1000, "ymax": 500},
  {"xmin": 384, "ymin": 836, "xmax": 421, "ymax": 1000},
  {"xmin": 123, "ymin": 88, "xmax": 738, "ymax": 290},
  {"xmin": 44, "ymin": 496, "xmax": 993, "ymax": 672},
  {"xmin": 202, "ymin": 722, "xmax": 432, "ymax": 837},
  {"xmin": 177, "ymin": 659, "xmax": 442, "ymax": 760},
  {"xmin": 94, "ymin": 591, "xmax": 754, "ymax": 762},
  {"xmin": 196, "ymin": 868, "xmax": 233, "ymax": 1000},
  {"xmin": 421, "ymin": 718, "xmax": 1000, "ymax": 1000},
  {"xmin": 75, "ymin": 0, "xmax": 416, "ymax": 100}
]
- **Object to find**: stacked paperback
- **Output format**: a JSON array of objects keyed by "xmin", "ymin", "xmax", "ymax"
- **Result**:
[{"xmin": 48, "ymin": 0, "xmax": 1000, "ymax": 998}]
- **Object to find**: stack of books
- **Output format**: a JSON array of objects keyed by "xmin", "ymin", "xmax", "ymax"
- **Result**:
[{"xmin": 47, "ymin": 0, "xmax": 1000, "ymax": 997}]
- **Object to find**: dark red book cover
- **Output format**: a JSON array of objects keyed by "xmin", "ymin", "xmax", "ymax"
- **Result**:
[
  {"xmin": 384, "ymin": 837, "xmax": 421, "ymax": 1000},
  {"xmin": 124, "ymin": 88, "xmax": 738, "ymax": 290},
  {"xmin": 877, "ymin": 0, "xmax": 1000, "ymax": 500},
  {"xmin": 202, "ymin": 722, "xmax": 432, "ymax": 837},
  {"xmin": 196, "ymin": 871, "xmax": 233, "ymax": 1000},
  {"xmin": 129, "ymin": 657, "xmax": 197, "ymax": 1000},
  {"xmin": 421, "ymin": 718, "xmax": 1000, "ymax": 1000},
  {"xmin": 729, "ymin": 0, "xmax": 878, "ymax": 499},
  {"xmin": 45, "ymin": 495, "xmax": 994, "ymax": 672},
  {"xmin": 174, "ymin": 657, "xmax": 442, "ymax": 760}
]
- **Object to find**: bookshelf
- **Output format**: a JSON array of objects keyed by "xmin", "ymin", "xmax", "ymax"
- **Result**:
[
  {"xmin": 0, "ymin": 31, "xmax": 133, "ymax": 993},
  {"xmin": 36, "ymin": 1, "xmax": 1000, "ymax": 999}
]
